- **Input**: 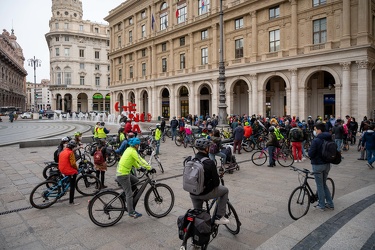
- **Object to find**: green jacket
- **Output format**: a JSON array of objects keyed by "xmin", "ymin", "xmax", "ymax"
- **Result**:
[
  {"xmin": 116, "ymin": 147, "xmax": 151, "ymax": 176},
  {"xmin": 274, "ymin": 127, "xmax": 284, "ymax": 141},
  {"xmin": 155, "ymin": 128, "xmax": 162, "ymax": 141}
]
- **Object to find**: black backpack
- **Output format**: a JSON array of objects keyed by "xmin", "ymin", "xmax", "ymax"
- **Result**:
[
  {"xmin": 321, "ymin": 139, "xmax": 341, "ymax": 164},
  {"xmin": 177, "ymin": 209, "xmax": 211, "ymax": 246},
  {"xmin": 291, "ymin": 128, "xmax": 303, "ymax": 141}
]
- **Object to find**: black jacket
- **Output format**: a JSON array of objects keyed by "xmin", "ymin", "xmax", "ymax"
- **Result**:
[
  {"xmin": 308, "ymin": 132, "xmax": 332, "ymax": 165},
  {"xmin": 194, "ymin": 152, "xmax": 220, "ymax": 195},
  {"xmin": 332, "ymin": 124, "xmax": 344, "ymax": 139}
]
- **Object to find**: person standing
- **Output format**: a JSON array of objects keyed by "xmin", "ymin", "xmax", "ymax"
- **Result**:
[
  {"xmin": 170, "ymin": 116, "xmax": 179, "ymax": 141},
  {"xmin": 96, "ymin": 122, "xmax": 110, "ymax": 140},
  {"xmin": 233, "ymin": 121, "xmax": 244, "ymax": 154},
  {"xmin": 361, "ymin": 123, "xmax": 375, "ymax": 169},
  {"xmin": 116, "ymin": 138, "xmax": 153, "ymax": 218},
  {"xmin": 154, "ymin": 123, "xmax": 162, "ymax": 155},
  {"xmin": 308, "ymin": 123, "xmax": 334, "ymax": 211},
  {"xmin": 160, "ymin": 117, "xmax": 166, "ymax": 133},
  {"xmin": 266, "ymin": 126, "xmax": 279, "ymax": 167},
  {"xmin": 289, "ymin": 123, "xmax": 304, "ymax": 162},
  {"xmin": 332, "ymin": 119, "xmax": 344, "ymax": 158},
  {"xmin": 58, "ymin": 140, "xmax": 79, "ymax": 205}
]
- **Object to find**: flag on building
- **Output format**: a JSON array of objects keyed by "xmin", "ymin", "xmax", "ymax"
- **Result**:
[
  {"xmin": 151, "ymin": 14, "xmax": 155, "ymax": 30},
  {"xmin": 176, "ymin": 9, "xmax": 179, "ymax": 19},
  {"xmin": 201, "ymin": 0, "xmax": 205, "ymax": 11}
]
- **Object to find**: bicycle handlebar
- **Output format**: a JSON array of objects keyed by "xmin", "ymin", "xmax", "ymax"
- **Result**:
[{"xmin": 290, "ymin": 166, "xmax": 321, "ymax": 175}]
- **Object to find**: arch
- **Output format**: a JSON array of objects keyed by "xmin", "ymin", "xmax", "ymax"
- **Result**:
[
  {"xmin": 300, "ymin": 66, "xmax": 341, "ymax": 89},
  {"xmin": 197, "ymin": 83, "xmax": 212, "ymax": 117},
  {"xmin": 259, "ymin": 72, "xmax": 291, "ymax": 90},
  {"xmin": 176, "ymin": 85, "xmax": 189, "ymax": 117},
  {"xmin": 77, "ymin": 92, "xmax": 88, "ymax": 112},
  {"xmin": 139, "ymin": 89, "xmax": 149, "ymax": 114},
  {"xmin": 160, "ymin": 87, "xmax": 170, "ymax": 119},
  {"xmin": 160, "ymin": 2, "xmax": 168, "ymax": 10}
]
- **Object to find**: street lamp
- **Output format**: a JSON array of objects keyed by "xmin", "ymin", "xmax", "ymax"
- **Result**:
[
  {"xmin": 27, "ymin": 56, "xmax": 42, "ymax": 112},
  {"xmin": 218, "ymin": 0, "xmax": 227, "ymax": 126}
]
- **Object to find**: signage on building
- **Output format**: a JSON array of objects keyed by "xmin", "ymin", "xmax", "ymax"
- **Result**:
[{"xmin": 114, "ymin": 101, "xmax": 152, "ymax": 122}]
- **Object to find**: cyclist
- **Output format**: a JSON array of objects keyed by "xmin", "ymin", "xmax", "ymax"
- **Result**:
[
  {"xmin": 94, "ymin": 139, "xmax": 108, "ymax": 188},
  {"xmin": 116, "ymin": 137, "xmax": 154, "ymax": 218},
  {"xmin": 115, "ymin": 132, "xmax": 135, "ymax": 155},
  {"xmin": 73, "ymin": 131, "xmax": 83, "ymax": 147},
  {"xmin": 170, "ymin": 116, "xmax": 179, "ymax": 141},
  {"xmin": 266, "ymin": 126, "xmax": 279, "ymax": 167},
  {"xmin": 189, "ymin": 138, "xmax": 230, "ymax": 225},
  {"xmin": 208, "ymin": 129, "xmax": 227, "ymax": 166},
  {"xmin": 96, "ymin": 122, "xmax": 110, "ymax": 141},
  {"xmin": 93, "ymin": 122, "xmax": 100, "ymax": 141},
  {"xmin": 58, "ymin": 140, "xmax": 79, "ymax": 206},
  {"xmin": 54, "ymin": 137, "xmax": 71, "ymax": 163},
  {"xmin": 154, "ymin": 123, "xmax": 162, "ymax": 155}
]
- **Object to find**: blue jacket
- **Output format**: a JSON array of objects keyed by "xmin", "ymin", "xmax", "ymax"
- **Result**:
[
  {"xmin": 308, "ymin": 132, "xmax": 333, "ymax": 165},
  {"xmin": 362, "ymin": 130, "xmax": 375, "ymax": 150},
  {"xmin": 233, "ymin": 125, "xmax": 244, "ymax": 141},
  {"xmin": 115, "ymin": 139, "xmax": 128, "ymax": 155}
]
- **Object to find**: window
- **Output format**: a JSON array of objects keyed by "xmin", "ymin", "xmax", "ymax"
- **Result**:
[
  {"xmin": 118, "ymin": 35, "xmax": 122, "ymax": 48},
  {"xmin": 129, "ymin": 17, "xmax": 133, "ymax": 25},
  {"xmin": 162, "ymin": 43, "xmax": 167, "ymax": 51},
  {"xmin": 95, "ymin": 64, "xmax": 100, "ymax": 70},
  {"xmin": 313, "ymin": 18, "xmax": 327, "ymax": 44},
  {"xmin": 56, "ymin": 37, "xmax": 59, "ymax": 42},
  {"xmin": 269, "ymin": 6, "xmax": 280, "ymax": 19},
  {"xmin": 162, "ymin": 58, "xmax": 167, "ymax": 72},
  {"xmin": 57, "ymin": 72, "xmax": 62, "ymax": 85},
  {"xmin": 117, "ymin": 23, "xmax": 121, "ymax": 31},
  {"xmin": 55, "ymin": 23, "xmax": 59, "ymax": 29},
  {"xmin": 141, "ymin": 10, "xmax": 146, "ymax": 19},
  {"xmin": 235, "ymin": 38, "xmax": 244, "ymax": 58},
  {"xmin": 201, "ymin": 48, "xmax": 208, "ymax": 65},
  {"xmin": 55, "ymin": 48, "xmax": 60, "ymax": 56},
  {"xmin": 130, "ymin": 66, "xmax": 133, "ymax": 78},
  {"xmin": 80, "ymin": 76, "xmax": 85, "ymax": 85},
  {"xmin": 107, "ymin": 40, "xmax": 110, "ymax": 46},
  {"xmin": 313, "ymin": 0, "xmax": 327, "ymax": 7},
  {"xmin": 235, "ymin": 18, "xmax": 243, "ymax": 30},
  {"xmin": 180, "ymin": 54, "xmax": 185, "ymax": 69},
  {"xmin": 95, "ymin": 77, "xmax": 100, "ymax": 86},
  {"xmin": 177, "ymin": 5, "xmax": 187, "ymax": 24},
  {"xmin": 64, "ymin": 48, "xmax": 70, "ymax": 56},
  {"xmin": 80, "ymin": 63, "xmax": 84, "ymax": 69},
  {"xmin": 142, "ymin": 63, "xmax": 146, "ymax": 76},
  {"xmin": 142, "ymin": 49, "xmax": 146, "ymax": 57},
  {"xmin": 65, "ymin": 36, "xmax": 69, "ymax": 41},
  {"xmin": 198, "ymin": 0, "xmax": 210, "ymax": 15},
  {"xmin": 79, "ymin": 49, "xmax": 84, "ymax": 57},
  {"xmin": 95, "ymin": 51, "xmax": 100, "ymax": 59},
  {"xmin": 95, "ymin": 27, "xmax": 99, "ymax": 33},
  {"xmin": 79, "ymin": 25, "xmax": 83, "ymax": 31},
  {"xmin": 64, "ymin": 72, "xmax": 71, "ymax": 85},
  {"xmin": 119, "ymin": 69, "xmax": 122, "ymax": 81},
  {"xmin": 180, "ymin": 36, "xmax": 185, "ymax": 46},
  {"xmin": 108, "ymin": 77, "xmax": 110, "ymax": 86},
  {"xmin": 269, "ymin": 29, "xmax": 280, "ymax": 52},
  {"xmin": 129, "ymin": 30, "xmax": 133, "ymax": 42},
  {"xmin": 129, "ymin": 53, "xmax": 133, "ymax": 60},
  {"xmin": 141, "ymin": 25, "xmax": 146, "ymax": 38},
  {"xmin": 160, "ymin": 14, "xmax": 168, "ymax": 30},
  {"xmin": 118, "ymin": 57, "xmax": 122, "ymax": 64},
  {"xmin": 201, "ymin": 30, "xmax": 208, "ymax": 40},
  {"xmin": 64, "ymin": 23, "xmax": 69, "ymax": 29}
]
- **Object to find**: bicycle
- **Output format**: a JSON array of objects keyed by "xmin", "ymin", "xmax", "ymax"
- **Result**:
[
  {"xmin": 87, "ymin": 169, "xmax": 174, "ymax": 227},
  {"xmin": 288, "ymin": 166, "xmax": 335, "ymax": 220},
  {"xmin": 175, "ymin": 130, "xmax": 186, "ymax": 147},
  {"xmin": 30, "ymin": 166, "xmax": 101, "ymax": 209},
  {"xmin": 138, "ymin": 139, "xmax": 164, "ymax": 176},
  {"xmin": 179, "ymin": 167, "xmax": 241, "ymax": 250},
  {"xmin": 251, "ymin": 146, "xmax": 294, "ymax": 167}
]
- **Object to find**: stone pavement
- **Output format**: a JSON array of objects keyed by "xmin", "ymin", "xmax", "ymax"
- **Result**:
[{"xmin": 0, "ymin": 120, "xmax": 374, "ymax": 249}]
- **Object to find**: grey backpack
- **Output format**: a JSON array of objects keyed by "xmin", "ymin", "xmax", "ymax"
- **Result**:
[{"xmin": 183, "ymin": 156, "xmax": 208, "ymax": 195}]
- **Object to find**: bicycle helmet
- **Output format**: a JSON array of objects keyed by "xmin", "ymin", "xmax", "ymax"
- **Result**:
[
  {"xmin": 61, "ymin": 137, "xmax": 70, "ymax": 142},
  {"xmin": 269, "ymin": 126, "xmax": 275, "ymax": 132},
  {"xmin": 67, "ymin": 140, "xmax": 77, "ymax": 149},
  {"xmin": 128, "ymin": 137, "xmax": 141, "ymax": 147},
  {"xmin": 245, "ymin": 122, "xmax": 249, "ymax": 126},
  {"xmin": 120, "ymin": 122, "xmax": 125, "ymax": 127},
  {"xmin": 74, "ymin": 131, "xmax": 82, "ymax": 137},
  {"xmin": 195, "ymin": 138, "xmax": 211, "ymax": 150},
  {"xmin": 156, "ymin": 123, "xmax": 160, "ymax": 127}
]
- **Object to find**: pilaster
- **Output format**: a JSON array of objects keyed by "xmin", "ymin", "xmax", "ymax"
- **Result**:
[
  {"xmin": 340, "ymin": 62, "xmax": 351, "ymax": 117},
  {"xmin": 251, "ymin": 74, "xmax": 258, "ymax": 115},
  {"xmin": 289, "ymin": 68, "xmax": 298, "ymax": 117},
  {"xmin": 356, "ymin": 60, "xmax": 371, "ymax": 118}
]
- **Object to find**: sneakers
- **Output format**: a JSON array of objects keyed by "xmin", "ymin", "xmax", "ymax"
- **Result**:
[
  {"xmin": 366, "ymin": 163, "xmax": 374, "ymax": 169},
  {"xmin": 325, "ymin": 204, "xmax": 334, "ymax": 210},
  {"xmin": 129, "ymin": 211, "xmax": 142, "ymax": 218},
  {"xmin": 302, "ymin": 157, "xmax": 306, "ymax": 161},
  {"xmin": 214, "ymin": 216, "xmax": 230, "ymax": 225},
  {"xmin": 313, "ymin": 205, "xmax": 325, "ymax": 211},
  {"xmin": 69, "ymin": 202, "xmax": 80, "ymax": 206}
]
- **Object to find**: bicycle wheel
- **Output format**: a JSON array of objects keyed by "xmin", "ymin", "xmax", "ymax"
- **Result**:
[
  {"xmin": 243, "ymin": 140, "xmax": 255, "ymax": 152},
  {"xmin": 166, "ymin": 130, "xmax": 172, "ymax": 138},
  {"xmin": 276, "ymin": 151, "xmax": 294, "ymax": 167},
  {"xmin": 144, "ymin": 183, "xmax": 174, "ymax": 218},
  {"xmin": 106, "ymin": 150, "xmax": 118, "ymax": 167},
  {"xmin": 76, "ymin": 174, "xmax": 101, "ymax": 196},
  {"xmin": 257, "ymin": 140, "xmax": 267, "ymax": 150},
  {"xmin": 326, "ymin": 177, "xmax": 335, "ymax": 200},
  {"xmin": 175, "ymin": 135, "xmax": 183, "ymax": 146},
  {"xmin": 224, "ymin": 201, "xmax": 241, "ymax": 234},
  {"xmin": 154, "ymin": 155, "xmax": 164, "ymax": 173},
  {"xmin": 29, "ymin": 180, "xmax": 60, "ymax": 209},
  {"xmin": 42, "ymin": 162, "xmax": 59, "ymax": 179},
  {"xmin": 288, "ymin": 187, "xmax": 311, "ymax": 220},
  {"xmin": 251, "ymin": 151, "xmax": 267, "ymax": 166},
  {"xmin": 88, "ymin": 190, "xmax": 125, "ymax": 227}
]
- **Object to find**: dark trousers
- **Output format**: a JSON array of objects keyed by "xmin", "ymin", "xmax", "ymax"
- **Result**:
[
  {"xmin": 96, "ymin": 170, "xmax": 105, "ymax": 186},
  {"xmin": 233, "ymin": 140, "xmax": 241, "ymax": 153},
  {"xmin": 69, "ymin": 174, "xmax": 77, "ymax": 204}
]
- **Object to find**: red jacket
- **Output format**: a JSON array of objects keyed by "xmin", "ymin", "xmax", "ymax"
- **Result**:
[
  {"xmin": 125, "ymin": 122, "xmax": 132, "ymax": 133},
  {"xmin": 244, "ymin": 125, "xmax": 253, "ymax": 138},
  {"xmin": 58, "ymin": 148, "xmax": 78, "ymax": 175}
]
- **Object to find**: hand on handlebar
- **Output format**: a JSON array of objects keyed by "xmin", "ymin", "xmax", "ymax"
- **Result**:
[
  {"xmin": 149, "ymin": 168, "xmax": 157, "ymax": 174},
  {"xmin": 139, "ymin": 167, "xmax": 147, "ymax": 172}
]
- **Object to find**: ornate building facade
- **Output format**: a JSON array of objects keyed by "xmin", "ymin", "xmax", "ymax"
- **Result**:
[
  {"xmin": 105, "ymin": 0, "xmax": 375, "ymax": 121},
  {"xmin": 46, "ymin": 0, "xmax": 111, "ymax": 113},
  {"xmin": 0, "ymin": 29, "xmax": 27, "ymax": 110}
]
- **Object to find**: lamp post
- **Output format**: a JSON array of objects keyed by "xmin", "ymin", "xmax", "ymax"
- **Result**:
[
  {"xmin": 218, "ymin": 0, "xmax": 227, "ymax": 126},
  {"xmin": 27, "ymin": 56, "xmax": 42, "ymax": 112}
]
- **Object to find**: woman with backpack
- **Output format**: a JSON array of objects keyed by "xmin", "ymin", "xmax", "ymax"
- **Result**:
[{"xmin": 92, "ymin": 139, "xmax": 108, "ymax": 188}]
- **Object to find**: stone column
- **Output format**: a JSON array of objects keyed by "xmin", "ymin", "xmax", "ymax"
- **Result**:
[
  {"xmin": 357, "ymin": 0, "xmax": 370, "ymax": 45},
  {"xmin": 151, "ymin": 43, "xmax": 156, "ymax": 78},
  {"xmin": 169, "ymin": 84, "xmax": 176, "ymax": 118},
  {"xmin": 289, "ymin": 0, "xmax": 298, "ymax": 56},
  {"xmin": 299, "ymin": 86, "xmax": 307, "ymax": 120},
  {"xmin": 72, "ymin": 97, "xmax": 78, "ymax": 113},
  {"xmin": 169, "ymin": 39, "xmax": 174, "ymax": 73},
  {"xmin": 251, "ymin": 11, "xmax": 258, "ymax": 62},
  {"xmin": 286, "ymin": 87, "xmax": 291, "ymax": 116},
  {"xmin": 340, "ymin": 62, "xmax": 351, "ymax": 117},
  {"xmin": 189, "ymin": 33, "xmax": 194, "ymax": 69},
  {"xmin": 341, "ymin": 0, "xmax": 351, "ymax": 47},
  {"xmin": 188, "ymin": 82, "xmax": 195, "ymax": 116},
  {"xmin": 258, "ymin": 90, "xmax": 265, "ymax": 117},
  {"xmin": 289, "ymin": 68, "xmax": 298, "ymax": 117},
  {"xmin": 356, "ymin": 60, "xmax": 371, "ymax": 118},
  {"xmin": 251, "ymin": 74, "xmax": 258, "ymax": 115}
]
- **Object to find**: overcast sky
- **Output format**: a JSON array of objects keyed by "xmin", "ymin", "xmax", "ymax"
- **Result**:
[{"xmin": 0, "ymin": 0, "xmax": 125, "ymax": 83}]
